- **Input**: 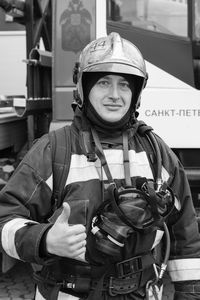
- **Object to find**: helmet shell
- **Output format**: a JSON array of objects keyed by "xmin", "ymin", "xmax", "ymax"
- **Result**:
[{"xmin": 74, "ymin": 32, "xmax": 148, "ymax": 107}]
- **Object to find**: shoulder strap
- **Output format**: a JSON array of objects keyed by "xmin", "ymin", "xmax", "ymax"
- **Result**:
[
  {"xmin": 136, "ymin": 121, "xmax": 161, "ymax": 181},
  {"xmin": 48, "ymin": 126, "xmax": 72, "ymax": 211}
]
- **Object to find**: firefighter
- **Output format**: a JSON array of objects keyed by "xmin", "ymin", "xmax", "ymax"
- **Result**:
[{"xmin": 0, "ymin": 32, "xmax": 200, "ymax": 300}]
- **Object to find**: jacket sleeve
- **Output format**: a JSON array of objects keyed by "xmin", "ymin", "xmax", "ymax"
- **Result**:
[
  {"xmin": 158, "ymin": 137, "xmax": 200, "ymax": 299},
  {"xmin": 0, "ymin": 134, "xmax": 54, "ymax": 265},
  {"xmin": 173, "ymin": 280, "xmax": 200, "ymax": 300}
]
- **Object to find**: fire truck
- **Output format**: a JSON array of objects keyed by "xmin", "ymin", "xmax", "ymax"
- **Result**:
[{"xmin": 0, "ymin": 0, "xmax": 200, "ymax": 211}]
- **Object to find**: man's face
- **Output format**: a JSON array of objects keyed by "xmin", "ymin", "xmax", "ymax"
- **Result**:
[{"xmin": 88, "ymin": 74, "xmax": 133, "ymax": 122}]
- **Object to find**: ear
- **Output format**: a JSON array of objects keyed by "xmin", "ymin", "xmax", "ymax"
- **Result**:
[
  {"xmin": 143, "ymin": 72, "xmax": 149, "ymax": 88},
  {"xmin": 73, "ymin": 89, "xmax": 82, "ymax": 107},
  {"xmin": 73, "ymin": 62, "xmax": 80, "ymax": 84}
]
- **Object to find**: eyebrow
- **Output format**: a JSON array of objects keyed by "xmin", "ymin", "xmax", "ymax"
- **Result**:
[{"xmin": 99, "ymin": 76, "xmax": 110, "ymax": 80}]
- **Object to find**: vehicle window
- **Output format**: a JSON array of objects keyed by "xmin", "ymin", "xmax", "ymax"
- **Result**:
[
  {"xmin": 0, "ymin": 10, "xmax": 24, "ymax": 31},
  {"xmin": 195, "ymin": 0, "xmax": 200, "ymax": 40},
  {"xmin": 107, "ymin": 0, "xmax": 188, "ymax": 37}
]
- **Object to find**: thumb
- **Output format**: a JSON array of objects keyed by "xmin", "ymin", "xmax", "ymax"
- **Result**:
[{"xmin": 56, "ymin": 202, "xmax": 71, "ymax": 225}]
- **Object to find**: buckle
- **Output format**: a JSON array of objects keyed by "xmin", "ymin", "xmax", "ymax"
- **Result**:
[
  {"xmin": 109, "ymin": 277, "xmax": 117, "ymax": 296},
  {"xmin": 109, "ymin": 276, "xmax": 139, "ymax": 296},
  {"xmin": 61, "ymin": 276, "xmax": 91, "ymax": 293},
  {"xmin": 116, "ymin": 256, "xmax": 143, "ymax": 277},
  {"xmin": 61, "ymin": 276, "xmax": 76, "ymax": 289}
]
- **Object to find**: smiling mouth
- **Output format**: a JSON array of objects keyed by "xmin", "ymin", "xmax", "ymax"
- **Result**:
[
  {"xmin": 104, "ymin": 105, "xmax": 122, "ymax": 111},
  {"xmin": 104, "ymin": 104, "xmax": 122, "ymax": 108}
]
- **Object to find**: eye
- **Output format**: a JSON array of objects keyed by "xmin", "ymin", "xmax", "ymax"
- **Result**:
[
  {"xmin": 97, "ymin": 79, "xmax": 110, "ymax": 87},
  {"xmin": 119, "ymin": 81, "xmax": 131, "ymax": 90}
]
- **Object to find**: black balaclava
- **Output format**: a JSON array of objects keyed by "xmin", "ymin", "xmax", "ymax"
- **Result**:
[{"xmin": 82, "ymin": 72, "xmax": 138, "ymax": 134}]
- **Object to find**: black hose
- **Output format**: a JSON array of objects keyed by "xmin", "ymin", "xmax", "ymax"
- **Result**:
[
  {"xmin": 163, "ymin": 222, "xmax": 170, "ymax": 265},
  {"xmin": 158, "ymin": 222, "xmax": 170, "ymax": 280}
]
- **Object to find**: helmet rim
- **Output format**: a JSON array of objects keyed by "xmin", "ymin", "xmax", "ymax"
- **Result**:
[{"xmin": 82, "ymin": 61, "xmax": 146, "ymax": 79}]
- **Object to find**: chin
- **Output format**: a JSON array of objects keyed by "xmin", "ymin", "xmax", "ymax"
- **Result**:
[
  {"xmin": 103, "ymin": 114, "xmax": 122, "ymax": 123},
  {"xmin": 104, "ymin": 118, "xmax": 121, "ymax": 123}
]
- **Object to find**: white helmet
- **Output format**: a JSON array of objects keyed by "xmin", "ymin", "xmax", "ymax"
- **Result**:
[{"xmin": 73, "ymin": 32, "xmax": 148, "ymax": 109}]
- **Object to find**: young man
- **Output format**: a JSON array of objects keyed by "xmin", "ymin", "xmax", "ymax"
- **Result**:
[{"xmin": 0, "ymin": 32, "xmax": 200, "ymax": 300}]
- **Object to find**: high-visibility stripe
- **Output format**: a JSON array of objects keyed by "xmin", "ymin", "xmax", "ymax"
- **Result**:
[
  {"xmin": 151, "ymin": 230, "xmax": 164, "ymax": 249},
  {"xmin": 174, "ymin": 196, "xmax": 181, "ymax": 211},
  {"xmin": 66, "ymin": 149, "xmax": 154, "ymax": 185},
  {"xmin": 35, "ymin": 287, "xmax": 79, "ymax": 299},
  {"xmin": 168, "ymin": 258, "xmax": 200, "ymax": 281},
  {"xmin": 1, "ymin": 218, "xmax": 37, "ymax": 259},
  {"xmin": 46, "ymin": 174, "xmax": 53, "ymax": 190},
  {"xmin": 46, "ymin": 148, "xmax": 181, "ymax": 210},
  {"xmin": 66, "ymin": 154, "xmax": 100, "ymax": 185}
]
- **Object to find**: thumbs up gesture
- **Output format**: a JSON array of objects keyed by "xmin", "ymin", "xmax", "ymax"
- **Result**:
[{"xmin": 46, "ymin": 203, "xmax": 86, "ymax": 259}]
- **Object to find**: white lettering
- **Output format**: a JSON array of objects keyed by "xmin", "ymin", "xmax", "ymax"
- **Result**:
[{"xmin": 144, "ymin": 109, "xmax": 200, "ymax": 117}]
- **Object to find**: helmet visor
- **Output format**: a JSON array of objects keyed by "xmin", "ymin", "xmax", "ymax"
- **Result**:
[{"xmin": 84, "ymin": 62, "xmax": 146, "ymax": 79}]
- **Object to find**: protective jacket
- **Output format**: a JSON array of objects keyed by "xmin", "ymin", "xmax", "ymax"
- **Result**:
[{"xmin": 0, "ymin": 110, "xmax": 200, "ymax": 300}]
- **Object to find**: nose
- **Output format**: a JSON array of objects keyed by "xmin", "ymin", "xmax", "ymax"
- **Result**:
[{"xmin": 109, "ymin": 83, "xmax": 120, "ymax": 100}]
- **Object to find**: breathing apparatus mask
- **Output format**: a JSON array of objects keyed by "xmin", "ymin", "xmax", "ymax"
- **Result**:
[
  {"xmin": 91, "ymin": 179, "xmax": 174, "ymax": 259},
  {"xmin": 90, "ymin": 126, "xmax": 175, "ymax": 260}
]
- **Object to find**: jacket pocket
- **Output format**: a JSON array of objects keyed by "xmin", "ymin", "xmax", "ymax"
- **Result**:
[
  {"xmin": 67, "ymin": 199, "xmax": 89, "ymax": 226},
  {"xmin": 48, "ymin": 199, "xmax": 89, "ymax": 226}
]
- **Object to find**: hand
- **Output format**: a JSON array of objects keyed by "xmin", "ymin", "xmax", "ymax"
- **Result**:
[{"xmin": 46, "ymin": 202, "xmax": 86, "ymax": 259}]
